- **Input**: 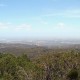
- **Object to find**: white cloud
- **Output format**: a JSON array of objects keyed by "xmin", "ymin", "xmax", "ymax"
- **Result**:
[
  {"xmin": 0, "ymin": 22, "xmax": 10, "ymax": 29},
  {"xmin": 66, "ymin": 9, "xmax": 80, "ymax": 14},
  {"xmin": 57, "ymin": 22, "xmax": 65, "ymax": 27},
  {"xmin": 64, "ymin": 9, "xmax": 80, "ymax": 18},
  {"xmin": 15, "ymin": 24, "xmax": 32, "ymax": 31},
  {"xmin": 0, "ymin": 22, "xmax": 32, "ymax": 31},
  {"xmin": 42, "ymin": 9, "xmax": 80, "ymax": 18},
  {"xmin": 53, "ymin": 22, "xmax": 80, "ymax": 34},
  {"xmin": 42, "ymin": 13, "xmax": 62, "ymax": 17},
  {"xmin": 0, "ymin": 4, "xmax": 7, "ymax": 7},
  {"xmin": 40, "ymin": 21, "xmax": 48, "ymax": 25}
]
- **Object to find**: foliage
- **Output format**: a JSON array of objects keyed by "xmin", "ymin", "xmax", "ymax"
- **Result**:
[
  {"xmin": 0, "ymin": 49, "xmax": 80, "ymax": 80},
  {"xmin": 67, "ymin": 68, "xmax": 78, "ymax": 80}
]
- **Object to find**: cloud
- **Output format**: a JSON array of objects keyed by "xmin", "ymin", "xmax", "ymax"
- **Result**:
[
  {"xmin": 57, "ymin": 22, "xmax": 65, "ymax": 28},
  {"xmin": 42, "ymin": 9, "xmax": 80, "ymax": 18},
  {"xmin": 0, "ymin": 22, "xmax": 32, "ymax": 32},
  {"xmin": 15, "ymin": 24, "xmax": 32, "ymax": 31},
  {"xmin": 0, "ymin": 4, "xmax": 7, "ymax": 7},
  {"xmin": 64, "ymin": 9, "xmax": 80, "ymax": 18},
  {"xmin": 40, "ymin": 20, "xmax": 48, "ymax": 25},
  {"xmin": 53, "ymin": 22, "xmax": 66, "ymax": 31},
  {"xmin": 0, "ymin": 22, "xmax": 10, "ymax": 29},
  {"xmin": 53, "ymin": 22, "xmax": 80, "ymax": 35}
]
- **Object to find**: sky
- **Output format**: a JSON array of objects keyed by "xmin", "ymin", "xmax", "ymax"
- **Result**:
[{"xmin": 0, "ymin": 0, "xmax": 80, "ymax": 40}]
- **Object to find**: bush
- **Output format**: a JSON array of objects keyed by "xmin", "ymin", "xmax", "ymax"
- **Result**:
[{"xmin": 67, "ymin": 69, "xmax": 78, "ymax": 80}]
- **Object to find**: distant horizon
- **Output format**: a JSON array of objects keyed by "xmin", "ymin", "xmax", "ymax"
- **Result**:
[{"xmin": 1, "ymin": 37, "xmax": 80, "ymax": 42}]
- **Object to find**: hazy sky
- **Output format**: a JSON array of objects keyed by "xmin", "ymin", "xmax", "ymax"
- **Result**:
[{"xmin": 0, "ymin": 0, "xmax": 80, "ymax": 40}]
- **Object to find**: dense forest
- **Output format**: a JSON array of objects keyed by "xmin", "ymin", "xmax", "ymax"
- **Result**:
[{"xmin": 0, "ymin": 47, "xmax": 80, "ymax": 80}]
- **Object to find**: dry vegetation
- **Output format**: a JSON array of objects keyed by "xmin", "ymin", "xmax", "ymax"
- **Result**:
[{"xmin": 0, "ymin": 44, "xmax": 80, "ymax": 80}]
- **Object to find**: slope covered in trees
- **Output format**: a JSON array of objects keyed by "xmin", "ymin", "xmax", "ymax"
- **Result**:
[{"xmin": 0, "ymin": 49, "xmax": 80, "ymax": 80}]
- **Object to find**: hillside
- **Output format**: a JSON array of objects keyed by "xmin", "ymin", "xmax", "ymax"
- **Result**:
[
  {"xmin": 0, "ymin": 50, "xmax": 80, "ymax": 80},
  {"xmin": 0, "ymin": 43, "xmax": 80, "ymax": 80}
]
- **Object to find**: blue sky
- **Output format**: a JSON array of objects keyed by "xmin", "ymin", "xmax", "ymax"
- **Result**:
[{"xmin": 0, "ymin": 0, "xmax": 80, "ymax": 40}]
